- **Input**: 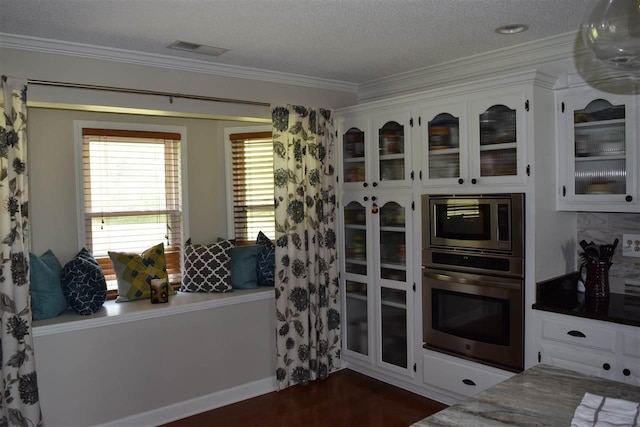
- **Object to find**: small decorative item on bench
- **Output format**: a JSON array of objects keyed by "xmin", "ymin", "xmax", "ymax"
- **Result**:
[{"xmin": 150, "ymin": 278, "xmax": 169, "ymax": 304}]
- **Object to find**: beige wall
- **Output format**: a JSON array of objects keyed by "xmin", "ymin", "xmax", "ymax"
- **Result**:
[
  {"xmin": 34, "ymin": 297, "xmax": 276, "ymax": 426},
  {"xmin": 28, "ymin": 108, "xmax": 257, "ymax": 264},
  {"xmin": 1, "ymin": 48, "xmax": 357, "ymax": 120}
]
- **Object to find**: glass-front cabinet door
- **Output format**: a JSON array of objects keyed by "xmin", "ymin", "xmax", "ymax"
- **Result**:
[
  {"xmin": 340, "ymin": 115, "xmax": 370, "ymax": 191},
  {"xmin": 420, "ymin": 102, "xmax": 468, "ymax": 187},
  {"xmin": 372, "ymin": 110, "xmax": 413, "ymax": 188},
  {"xmin": 373, "ymin": 194, "xmax": 414, "ymax": 375},
  {"xmin": 558, "ymin": 90, "xmax": 638, "ymax": 212},
  {"xmin": 341, "ymin": 195, "xmax": 371, "ymax": 360},
  {"xmin": 469, "ymin": 91, "xmax": 527, "ymax": 186}
]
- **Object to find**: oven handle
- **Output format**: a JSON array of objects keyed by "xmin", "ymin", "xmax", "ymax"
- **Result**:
[{"xmin": 423, "ymin": 269, "xmax": 522, "ymax": 291}]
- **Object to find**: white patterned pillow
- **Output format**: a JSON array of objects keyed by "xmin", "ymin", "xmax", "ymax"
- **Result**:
[{"xmin": 180, "ymin": 240, "xmax": 234, "ymax": 292}]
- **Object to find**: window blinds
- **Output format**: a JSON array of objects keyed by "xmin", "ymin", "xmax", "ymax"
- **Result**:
[
  {"xmin": 81, "ymin": 128, "xmax": 182, "ymax": 287},
  {"xmin": 229, "ymin": 131, "xmax": 275, "ymax": 243}
]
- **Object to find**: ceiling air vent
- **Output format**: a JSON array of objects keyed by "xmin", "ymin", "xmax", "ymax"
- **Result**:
[{"xmin": 167, "ymin": 40, "xmax": 229, "ymax": 57}]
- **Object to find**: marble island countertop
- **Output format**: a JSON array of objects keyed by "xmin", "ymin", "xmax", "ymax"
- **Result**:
[{"xmin": 412, "ymin": 364, "xmax": 640, "ymax": 426}]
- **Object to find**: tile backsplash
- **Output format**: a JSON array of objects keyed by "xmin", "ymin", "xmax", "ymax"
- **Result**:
[{"xmin": 577, "ymin": 212, "xmax": 640, "ymax": 294}]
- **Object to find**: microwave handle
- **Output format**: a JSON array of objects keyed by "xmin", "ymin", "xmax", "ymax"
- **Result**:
[{"xmin": 423, "ymin": 269, "xmax": 521, "ymax": 291}]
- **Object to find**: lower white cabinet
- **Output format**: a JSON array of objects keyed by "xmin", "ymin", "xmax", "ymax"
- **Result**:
[
  {"xmin": 538, "ymin": 311, "xmax": 640, "ymax": 384},
  {"xmin": 422, "ymin": 350, "xmax": 514, "ymax": 398}
]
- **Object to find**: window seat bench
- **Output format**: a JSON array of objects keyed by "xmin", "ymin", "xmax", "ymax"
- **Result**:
[{"xmin": 32, "ymin": 287, "xmax": 275, "ymax": 337}]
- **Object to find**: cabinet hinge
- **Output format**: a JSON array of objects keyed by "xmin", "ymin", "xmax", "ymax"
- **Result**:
[
  {"xmin": 419, "ymin": 170, "xmax": 423, "ymax": 180},
  {"xmin": 413, "ymin": 283, "xmax": 416, "ymax": 292},
  {"xmin": 336, "ymin": 175, "xmax": 339, "ymax": 183},
  {"xmin": 413, "ymin": 363, "xmax": 417, "ymax": 372},
  {"xmin": 526, "ymin": 165, "xmax": 530, "ymax": 176},
  {"xmin": 525, "ymin": 100, "xmax": 530, "ymax": 112},
  {"xmin": 561, "ymin": 102, "xmax": 565, "ymax": 113},
  {"xmin": 410, "ymin": 117, "xmax": 414, "ymax": 127},
  {"xmin": 335, "ymin": 131, "xmax": 338, "ymax": 137},
  {"xmin": 412, "ymin": 201, "xmax": 415, "ymax": 210},
  {"xmin": 562, "ymin": 185, "xmax": 567, "ymax": 197},
  {"xmin": 418, "ymin": 116, "xmax": 422, "ymax": 126},
  {"xmin": 410, "ymin": 170, "xmax": 415, "ymax": 180},
  {"xmin": 538, "ymin": 351, "xmax": 541, "ymax": 363}
]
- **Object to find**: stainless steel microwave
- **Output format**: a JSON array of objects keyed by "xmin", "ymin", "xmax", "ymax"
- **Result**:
[{"xmin": 422, "ymin": 193, "xmax": 524, "ymax": 257}]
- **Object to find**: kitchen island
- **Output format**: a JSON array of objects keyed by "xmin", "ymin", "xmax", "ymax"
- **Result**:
[{"xmin": 412, "ymin": 364, "xmax": 640, "ymax": 426}]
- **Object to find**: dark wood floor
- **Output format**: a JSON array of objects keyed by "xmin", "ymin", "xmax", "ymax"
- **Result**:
[{"xmin": 161, "ymin": 369, "xmax": 448, "ymax": 427}]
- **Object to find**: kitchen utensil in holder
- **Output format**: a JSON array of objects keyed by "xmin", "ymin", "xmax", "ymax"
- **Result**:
[{"xmin": 583, "ymin": 261, "xmax": 610, "ymax": 300}]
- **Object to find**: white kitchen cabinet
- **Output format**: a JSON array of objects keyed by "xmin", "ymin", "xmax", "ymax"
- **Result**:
[
  {"xmin": 418, "ymin": 88, "xmax": 529, "ymax": 189},
  {"xmin": 538, "ymin": 311, "xmax": 640, "ymax": 384},
  {"xmin": 339, "ymin": 109, "xmax": 413, "ymax": 192},
  {"xmin": 422, "ymin": 350, "xmax": 514, "ymax": 398},
  {"xmin": 340, "ymin": 190, "xmax": 415, "ymax": 378},
  {"xmin": 556, "ymin": 87, "xmax": 639, "ymax": 212}
]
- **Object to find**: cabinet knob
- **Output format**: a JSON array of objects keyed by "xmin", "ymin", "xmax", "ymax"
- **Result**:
[
  {"xmin": 372, "ymin": 182, "xmax": 378, "ymax": 187},
  {"xmin": 363, "ymin": 183, "xmax": 368, "ymax": 188},
  {"xmin": 623, "ymin": 369, "xmax": 631, "ymax": 376},
  {"xmin": 603, "ymin": 363, "xmax": 611, "ymax": 371},
  {"xmin": 458, "ymin": 178, "xmax": 464, "ymax": 185},
  {"xmin": 371, "ymin": 196, "xmax": 377, "ymax": 201},
  {"xmin": 625, "ymin": 195, "xmax": 633, "ymax": 202},
  {"xmin": 471, "ymin": 178, "xmax": 478, "ymax": 185},
  {"xmin": 364, "ymin": 197, "xmax": 369, "ymax": 201}
]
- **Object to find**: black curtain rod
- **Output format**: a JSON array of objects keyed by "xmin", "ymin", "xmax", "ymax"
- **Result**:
[{"xmin": 27, "ymin": 79, "xmax": 271, "ymax": 107}]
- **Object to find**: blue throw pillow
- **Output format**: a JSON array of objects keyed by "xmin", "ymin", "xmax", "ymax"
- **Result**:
[
  {"xmin": 62, "ymin": 248, "xmax": 107, "ymax": 315},
  {"xmin": 230, "ymin": 244, "xmax": 262, "ymax": 289},
  {"xmin": 29, "ymin": 250, "xmax": 69, "ymax": 320},
  {"xmin": 256, "ymin": 231, "xmax": 275, "ymax": 287}
]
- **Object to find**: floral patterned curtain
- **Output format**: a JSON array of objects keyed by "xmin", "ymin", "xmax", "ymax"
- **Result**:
[
  {"xmin": 272, "ymin": 105, "xmax": 340, "ymax": 390},
  {"xmin": 0, "ymin": 76, "xmax": 43, "ymax": 426}
]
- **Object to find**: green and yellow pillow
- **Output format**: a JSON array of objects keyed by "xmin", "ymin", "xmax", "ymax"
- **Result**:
[{"xmin": 109, "ymin": 243, "xmax": 175, "ymax": 302}]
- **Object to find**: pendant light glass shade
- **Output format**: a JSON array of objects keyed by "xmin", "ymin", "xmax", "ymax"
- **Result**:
[{"xmin": 581, "ymin": 0, "xmax": 640, "ymax": 73}]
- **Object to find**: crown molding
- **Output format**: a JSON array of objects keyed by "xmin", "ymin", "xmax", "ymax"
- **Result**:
[
  {"xmin": 358, "ymin": 31, "xmax": 586, "ymax": 102},
  {"xmin": 0, "ymin": 33, "xmax": 358, "ymax": 94}
]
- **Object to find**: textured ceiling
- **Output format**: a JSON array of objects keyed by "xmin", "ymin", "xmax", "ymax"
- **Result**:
[{"xmin": 0, "ymin": 0, "xmax": 589, "ymax": 84}]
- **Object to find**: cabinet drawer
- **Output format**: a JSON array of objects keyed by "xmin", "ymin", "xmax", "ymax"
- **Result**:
[
  {"xmin": 541, "ymin": 342, "xmax": 617, "ymax": 381},
  {"xmin": 621, "ymin": 330, "xmax": 640, "ymax": 359},
  {"xmin": 423, "ymin": 351, "xmax": 512, "ymax": 398},
  {"xmin": 541, "ymin": 316, "xmax": 616, "ymax": 352}
]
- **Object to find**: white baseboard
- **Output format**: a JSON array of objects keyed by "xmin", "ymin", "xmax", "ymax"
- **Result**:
[{"xmin": 95, "ymin": 376, "xmax": 278, "ymax": 427}]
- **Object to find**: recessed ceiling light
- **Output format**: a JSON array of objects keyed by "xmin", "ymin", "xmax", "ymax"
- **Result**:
[
  {"xmin": 167, "ymin": 40, "xmax": 229, "ymax": 57},
  {"xmin": 495, "ymin": 24, "xmax": 529, "ymax": 35}
]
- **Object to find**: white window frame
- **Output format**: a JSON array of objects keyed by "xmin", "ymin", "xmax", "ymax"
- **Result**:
[
  {"xmin": 224, "ymin": 124, "xmax": 272, "ymax": 241},
  {"xmin": 73, "ymin": 120, "xmax": 190, "ymax": 266}
]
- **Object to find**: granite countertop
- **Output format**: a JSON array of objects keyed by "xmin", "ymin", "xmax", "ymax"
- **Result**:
[
  {"xmin": 412, "ymin": 364, "xmax": 640, "ymax": 426},
  {"xmin": 532, "ymin": 272, "xmax": 640, "ymax": 327}
]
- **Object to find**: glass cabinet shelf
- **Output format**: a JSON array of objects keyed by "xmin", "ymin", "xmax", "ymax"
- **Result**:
[
  {"xmin": 480, "ymin": 142, "xmax": 517, "ymax": 152},
  {"xmin": 344, "ymin": 224, "xmax": 366, "ymax": 230},
  {"xmin": 346, "ymin": 292, "xmax": 367, "ymax": 302}
]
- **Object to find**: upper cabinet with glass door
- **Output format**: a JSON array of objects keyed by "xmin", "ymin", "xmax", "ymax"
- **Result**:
[
  {"xmin": 373, "ymin": 109, "xmax": 413, "ymax": 189},
  {"xmin": 557, "ymin": 89, "xmax": 638, "ymax": 212},
  {"xmin": 341, "ymin": 115, "xmax": 370, "ymax": 192},
  {"xmin": 468, "ymin": 91, "xmax": 527, "ymax": 186},
  {"xmin": 340, "ymin": 110, "xmax": 413, "ymax": 191},
  {"xmin": 420, "ymin": 102, "xmax": 468, "ymax": 187},
  {"xmin": 420, "ymin": 90, "xmax": 527, "ymax": 188}
]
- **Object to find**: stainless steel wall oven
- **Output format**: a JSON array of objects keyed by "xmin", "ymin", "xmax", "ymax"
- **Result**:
[{"xmin": 422, "ymin": 193, "xmax": 525, "ymax": 372}]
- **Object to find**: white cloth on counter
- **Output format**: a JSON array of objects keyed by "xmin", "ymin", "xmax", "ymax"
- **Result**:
[{"xmin": 571, "ymin": 392, "xmax": 640, "ymax": 427}]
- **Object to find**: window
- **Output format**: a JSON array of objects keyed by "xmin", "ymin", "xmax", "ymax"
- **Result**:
[
  {"xmin": 76, "ymin": 122, "xmax": 186, "ymax": 291},
  {"xmin": 225, "ymin": 126, "xmax": 274, "ymax": 244}
]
